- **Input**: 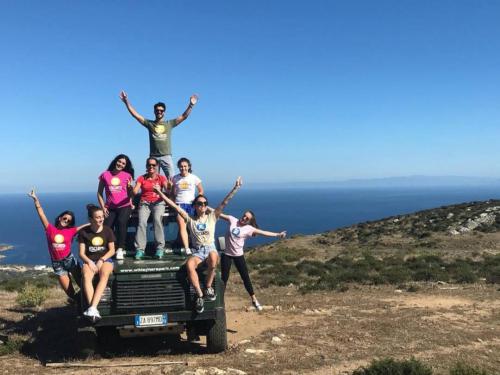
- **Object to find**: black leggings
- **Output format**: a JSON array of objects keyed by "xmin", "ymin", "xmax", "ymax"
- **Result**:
[
  {"xmin": 104, "ymin": 206, "xmax": 132, "ymax": 249},
  {"xmin": 220, "ymin": 253, "xmax": 254, "ymax": 296}
]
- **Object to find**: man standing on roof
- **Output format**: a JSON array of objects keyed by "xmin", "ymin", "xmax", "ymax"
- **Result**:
[{"xmin": 119, "ymin": 90, "xmax": 198, "ymax": 178}]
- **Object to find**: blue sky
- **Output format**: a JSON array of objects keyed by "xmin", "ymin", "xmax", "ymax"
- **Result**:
[{"xmin": 1, "ymin": 1, "xmax": 500, "ymax": 192}]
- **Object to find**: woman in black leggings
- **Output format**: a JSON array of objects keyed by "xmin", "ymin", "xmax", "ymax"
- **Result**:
[{"xmin": 219, "ymin": 210, "xmax": 286, "ymax": 311}]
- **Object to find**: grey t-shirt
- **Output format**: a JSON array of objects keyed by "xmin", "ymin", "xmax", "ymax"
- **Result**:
[{"xmin": 142, "ymin": 119, "xmax": 178, "ymax": 156}]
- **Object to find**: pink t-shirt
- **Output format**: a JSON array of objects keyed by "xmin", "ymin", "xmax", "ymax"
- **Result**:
[
  {"xmin": 45, "ymin": 223, "xmax": 78, "ymax": 261},
  {"xmin": 137, "ymin": 174, "xmax": 167, "ymax": 203},
  {"xmin": 99, "ymin": 171, "xmax": 132, "ymax": 209},
  {"xmin": 224, "ymin": 215, "xmax": 256, "ymax": 257}
]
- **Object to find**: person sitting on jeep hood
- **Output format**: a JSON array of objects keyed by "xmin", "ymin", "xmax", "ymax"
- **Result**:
[{"xmin": 153, "ymin": 177, "xmax": 242, "ymax": 313}]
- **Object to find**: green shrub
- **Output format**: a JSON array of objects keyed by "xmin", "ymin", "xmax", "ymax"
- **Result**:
[
  {"xmin": 247, "ymin": 246, "xmax": 307, "ymax": 268},
  {"xmin": 16, "ymin": 283, "xmax": 48, "ymax": 308},
  {"xmin": 0, "ymin": 273, "xmax": 56, "ymax": 292},
  {"xmin": 256, "ymin": 264, "xmax": 302, "ymax": 287},
  {"xmin": 0, "ymin": 338, "xmax": 24, "ymax": 356},
  {"xmin": 352, "ymin": 358, "xmax": 432, "ymax": 375},
  {"xmin": 449, "ymin": 362, "xmax": 491, "ymax": 375},
  {"xmin": 381, "ymin": 266, "xmax": 411, "ymax": 284}
]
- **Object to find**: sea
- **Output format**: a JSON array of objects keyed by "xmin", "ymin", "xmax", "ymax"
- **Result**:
[{"xmin": 1, "ymin": 186, "xmax": 499, "ymax": 266}]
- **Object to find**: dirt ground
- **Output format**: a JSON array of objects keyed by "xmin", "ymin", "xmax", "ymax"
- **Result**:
[{"xmin": 0, "ymin": 280, "xmax": 499, "ymax": 375}]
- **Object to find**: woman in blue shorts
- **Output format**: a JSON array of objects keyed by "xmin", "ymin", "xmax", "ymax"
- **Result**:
[
  {"xmin": 171, "ymin": 157, "xmax": 204, "ymax": 252},
  {"xmin": 154, "ymin": 177, "xmax": 242, "ymax": 313},
  {"xmin": 28, "ymin": 188, "xmax": 88, "ymax": 301}
]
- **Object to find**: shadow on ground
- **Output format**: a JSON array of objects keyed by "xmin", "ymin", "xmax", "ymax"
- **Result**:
[{"xmin": 2, "ymin": 304, "xmax": 209, "ymax": 364}]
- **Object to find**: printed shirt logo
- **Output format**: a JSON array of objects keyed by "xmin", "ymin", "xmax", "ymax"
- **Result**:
[
  {"xmin": 231, "ymin": 227, "xmax": 241, "ymax": 237},
  {"xmin": 179, "ymin": 181, "xmax": 189, "ymax": 190},
  {"xmin": 52, "ymin": 233, "xmax": 66, "ymax": 251},
  {"xmin": 155, "ymin": 124, "xmax": 166, "ymax": 134},
  {"xmin": 109, "ymin": 176, "xmax": 122, "ymax": 193},
  {"xmin": 54, "ymin": 234, "xmax": 65, "ymax": 244},
  {"xmin": 91, "ymin": 237, "xmax": 104, "ymax": 246},
  {"xmin": 196, "ymin": 223, "xmax": 207, "ymax": 231}
]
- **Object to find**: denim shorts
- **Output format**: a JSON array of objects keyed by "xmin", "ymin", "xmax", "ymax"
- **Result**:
[
  {"xmin": 192, "ymin": 243, "xmax": 217, "ymax": 261},
  {"xmin": 51, "ymin": 253, "xmax": 80, "ymax": 276},
  {"xmin": 179, "ymin": 203, "xmax": 195, "ymax": 216}
]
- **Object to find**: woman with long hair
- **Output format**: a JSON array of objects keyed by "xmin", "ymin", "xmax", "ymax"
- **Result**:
[
  {"xmin": 97, "ymin": 154, "xmax": 134, "ymax": 260},
  {"xmin": 79, "ymin": 204, "xmax": 116, "ymax": 321},
  {"xmin": 171, "ymin": 157, "xmax": 203, "ymax": 251},
  {"xmin": 153, "ymin": 177, "xmax": 242, "ymax": 313},
  {"xmin": 28, "ymin": 188, "xmax": 88, "ymax": 301},
  {"xmin": 219, "ymin": 210, "xmax": 286, "ymax": 311},
  {"xmin": 132, "ymin": 157, "xmax": 170, "ymax": 259}
]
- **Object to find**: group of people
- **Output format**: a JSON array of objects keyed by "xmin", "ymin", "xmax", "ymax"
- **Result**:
[{"xmin": 29, "ymin": 92, "xmax": 286, "ymax": 321}]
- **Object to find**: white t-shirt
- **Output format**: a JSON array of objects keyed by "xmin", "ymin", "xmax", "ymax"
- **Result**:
[
  {"xmin": 224, "ymin": 215, "xmax": 256, "ymax": 257},
  {"xmin": 173, "ymin": 173, "xmax": 202, "ymax": 204}
]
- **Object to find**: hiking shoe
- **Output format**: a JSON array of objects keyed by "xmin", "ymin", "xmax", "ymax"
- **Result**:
[
  {"xmin": 252, "ymin": 299, "xmax": 263, "ymax": 312},
  {"xmin": 155, "ymin": 248, "xmax": 165, "ymax": 259},
  {"xmin": 195, "ymin": 296, "xmax": 204, "ymax": 313},
  {"xmin": 135, "ymin": 249, "xmax": 145, "ymax": 260},
  {"xmin": 205, "ymin": 287, "xmax": 216, "ymax": 301},
  {"xmin": 115, "ymin": 248, "xmax": 124, "ymax": 260},
  {"xmin": 83, "ymin": 306, "xmax": 101, "ymax": 322}
]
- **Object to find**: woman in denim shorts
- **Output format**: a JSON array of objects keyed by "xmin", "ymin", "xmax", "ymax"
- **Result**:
[
  {"xmin": 28, "ymin": 188, "xmax": 89, "ymax": 301},
  {"xmin": 153, "ymin": 177, "xmax": 242, "ymax": 313}
]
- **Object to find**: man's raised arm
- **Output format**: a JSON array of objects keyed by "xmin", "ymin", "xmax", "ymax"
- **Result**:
[
  {"xmin": 175, "ymin": 94, "xmax": 198, "ymax": 125},
  {"xmin": 119, "ymin": 90, "xmax": 145, "ymax": 125}
]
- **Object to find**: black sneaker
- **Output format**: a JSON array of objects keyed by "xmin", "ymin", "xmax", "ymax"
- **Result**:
[
  {"xmin": 205, "ymin": 287, "xmax": 216, "ymax": 301},
  {"xmin": 195, "ymin": 296, "xmax": 204, "ymax": 313}
]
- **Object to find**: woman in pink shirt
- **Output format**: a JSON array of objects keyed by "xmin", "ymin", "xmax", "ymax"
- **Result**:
[
  {"xmin": 28, "ymin": 188, "xmax": 88, "ymax": 301},
  {"xmin": 97, "ymin": 154, "xmax": 134, "ymax": 260},
  {"xmin": 219, "ymin": 210, "xmax": 286, "ymax": 311}
]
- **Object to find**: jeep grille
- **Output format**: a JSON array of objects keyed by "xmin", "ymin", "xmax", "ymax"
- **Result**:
[{"xmin": 115, "ymin": 278, "xmax": 186, "ymax": 312}]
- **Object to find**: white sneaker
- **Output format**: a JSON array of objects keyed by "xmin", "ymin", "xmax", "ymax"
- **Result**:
[
  {"xmin": 115, "ymin": 248, "xmax": 124, "ymax": 260},
  {"xmin": 252, "ymin": 299, "xmax": 263, "ymax": 312},
  {"xmin": 83, "ymin": 306, "xmax": 101, "ymax": 321},
  {"xmin": 182, "ymin": 248, "xmax": 192, "ymax": 255}
]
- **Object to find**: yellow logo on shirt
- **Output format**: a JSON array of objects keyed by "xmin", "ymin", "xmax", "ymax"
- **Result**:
[
  {"xmin": 54, "ymin": 234, "xmax": 64, "ymax": 244},
  {"xmin": 91, "ymin": 237, "xmax": 104, "ymax": 246},
  {"xmin": 155, "ymin": 125, "xmax": 166, "ymax": 134},
  {"xmin": 111, "ymin": 177, "xmax": 120, "ymax": 186},
  {"xmin": 179, "ymin": 181, "xmax": 189, "ymax": 190}
]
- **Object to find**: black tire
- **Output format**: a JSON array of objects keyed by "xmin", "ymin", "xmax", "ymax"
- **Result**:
[
  {"xmin": 206, "ymin": 312, "xmax": 227, "ymax": 353},
  {"xmin": 76, "ymin": 321, "xmax": 98, "ymax": 358}
]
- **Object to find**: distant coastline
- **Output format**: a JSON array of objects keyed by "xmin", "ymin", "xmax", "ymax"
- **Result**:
[{"xmin": 0, "ymin": 244, "xmax": 14, "ymax": 259}]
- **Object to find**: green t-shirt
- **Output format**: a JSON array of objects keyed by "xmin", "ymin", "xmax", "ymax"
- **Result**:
[{"xmin": 142, "ymin": 119, "xmax": 178, "ymax": 156}]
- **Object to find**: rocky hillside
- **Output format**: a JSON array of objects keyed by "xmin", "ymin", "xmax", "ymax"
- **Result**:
[{"xmin": 252, "ymin": 199, "xmax": 500, "ymax": 262}]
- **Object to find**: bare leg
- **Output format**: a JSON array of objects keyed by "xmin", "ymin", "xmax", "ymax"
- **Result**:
[
  {"xmin": 90, "ymin": 262, "xmax": 113, "ymax": 308},
  {"xmin": 177, "ymin": 214, "xmax": 189, "ymax": 249},
  {"xmin": 186, "ymin": 256, "xmax": 203, "ymax": 296},
  {"xmin": 82, "ymin": 264, "xmax": 96, "ymax": 305},
  {"xmin": 57, "ymin": 274, "xmax": 76, "ymax": 298},
  {"xmin": 205, "ymin": 251, "xmax": 219, "ymax": 288}
]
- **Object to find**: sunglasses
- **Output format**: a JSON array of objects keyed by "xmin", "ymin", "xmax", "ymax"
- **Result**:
[
  {"xmin": 155, "ymin": 109, "xmax": 165, "ymax": 113},
  {"xmin": 147, "ymin": 164, "xmax": 157, "ymax": 168},
  {"xmin": 60, "ymin": 216, "xmax": 72, "ymax": 222},
  {"xmin": 241, "ymin": 216, "xmax": 251, "ymax": 222},
  {"xmin": 195, "ymin": 201, "xmax": 208, "ymax": 207}
]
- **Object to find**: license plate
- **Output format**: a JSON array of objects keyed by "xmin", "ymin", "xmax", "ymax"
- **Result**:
[{"xmin": 134, "ymin": 314, "xmax": 168, "ymax": 327}]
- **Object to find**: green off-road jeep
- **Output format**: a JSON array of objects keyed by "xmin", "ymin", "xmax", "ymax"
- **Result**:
[{"xmin": 76, "ymin": 209, "xmax": 227, "ymax": 356}]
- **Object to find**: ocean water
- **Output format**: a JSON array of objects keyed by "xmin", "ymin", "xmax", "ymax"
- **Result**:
[{"xmin": 1, "ymin": 186, "xmax": 499, "ymax": 265}]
